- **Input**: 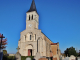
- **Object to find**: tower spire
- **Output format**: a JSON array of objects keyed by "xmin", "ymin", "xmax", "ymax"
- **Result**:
[{"xmin": 27, "ymin": 0, "xmax": 37, "ymax": 12}]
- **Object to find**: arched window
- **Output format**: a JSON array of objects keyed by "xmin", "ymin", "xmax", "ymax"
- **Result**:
[
  {"xmin": 30, "ymin": 35, "xmax": 31, "ymax": 40},
  {"xmin": 35, "ymin": 34, "xmax": 36, "ymax": 40},
  {"xmin": 32, "ymin": 15, "xmax": 33, "ymax": 20},
  {"xmin": 29, "ymin": 15, "xmax": 30, "ymax": 20}
]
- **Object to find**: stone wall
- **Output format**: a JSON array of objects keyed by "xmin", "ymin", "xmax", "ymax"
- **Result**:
[
  {"xmin": 53, "ymin": 58, "xmax": 57, "ymax": 60},
  {"xmin": 51, "ymin": 45, "xmax": 57, "ymax": 55},
  {"xmin": 39, "ymin": 58, "xmax": 48, "ymax": 60},
  {"xmin": 51, "ymin": 43, "xmax": 61, "ymax": 60},
  {"xmin": 9, "ymin": 54, "xmax": 15, "ymax": 56}
]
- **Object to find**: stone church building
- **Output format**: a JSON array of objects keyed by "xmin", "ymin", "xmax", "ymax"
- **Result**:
[{"xmin": 18, "ymin": 0, "xmax": 61, "ymax": 60}]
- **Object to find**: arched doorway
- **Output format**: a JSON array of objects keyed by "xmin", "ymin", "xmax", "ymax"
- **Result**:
[
  {"xmin": 26, "ymin": 44, "xmax": 33, "ymax": 56},
  {"xmin": 28, "ymin": 49, "xmax": 32, "ymax": 56}
]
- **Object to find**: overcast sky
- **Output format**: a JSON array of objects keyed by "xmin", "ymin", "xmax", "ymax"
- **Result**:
[{"xmin": 0, "ymin": 0, "xmax": 80, "ymax": 54}]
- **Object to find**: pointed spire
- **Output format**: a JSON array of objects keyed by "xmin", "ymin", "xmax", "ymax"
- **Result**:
[{"xmin": 27, "ymin": 0, "xmax": 37, "ymax": 12}]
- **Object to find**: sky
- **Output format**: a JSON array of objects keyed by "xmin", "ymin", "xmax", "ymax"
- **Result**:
[{"xmin": 0, "ymin": 0, "xmax": 80, "ymax": 54}]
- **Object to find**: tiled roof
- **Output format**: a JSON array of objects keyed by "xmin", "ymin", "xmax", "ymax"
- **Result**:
[{"xmin": 51, "ymin": 43, "xmax": 57, "ymax": 45}]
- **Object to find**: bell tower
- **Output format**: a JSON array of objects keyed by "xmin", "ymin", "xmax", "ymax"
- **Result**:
[{"xmin": 26, "ymin": 0, "xmax": 39, "ymax": 29}]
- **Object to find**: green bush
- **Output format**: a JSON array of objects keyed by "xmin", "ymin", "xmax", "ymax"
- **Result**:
[
  {"xmin": 2, "ymin": 56, "xmax": 7, "ymax": 60},
  {"xmin": 21, "ymin": 56, "xmax": 34, "ymax": 60},
  {"xmin": 3, "ymin": 55, "xmax": 15, "ymax": 60},
  {"xmin": 3, "ymin": 50, "xmax": 7, "ymax": 55},
  {"xmin": 3, "ymin": 55, "xmax": 34, "ymax": 60},
  {"xmin": 7, "ymin": 56, "xmax": 15, "ymax": 60}
]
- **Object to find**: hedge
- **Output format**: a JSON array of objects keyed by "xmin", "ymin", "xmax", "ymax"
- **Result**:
[
  {"xmin": 3, "ymin": 56, "xmax": 15, "ymax": 60},
  {"xmin": 21, "ymin": 56, "xmax": 34, "ymax": 60}
]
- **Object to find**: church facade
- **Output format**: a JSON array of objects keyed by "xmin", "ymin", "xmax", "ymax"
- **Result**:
[{"xmin": 18, "ymin": 0, "xmax": 61, "ymax": 60}]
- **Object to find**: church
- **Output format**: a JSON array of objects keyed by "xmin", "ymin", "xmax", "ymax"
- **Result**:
[{"xmin": 18, "ymin": 0, "xmax": 61, "ymax": 60}]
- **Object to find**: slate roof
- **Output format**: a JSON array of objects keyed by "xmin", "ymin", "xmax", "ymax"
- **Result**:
[{"xmin": 27, "ymin": 0, "xmax": 37, "ymax": 13}]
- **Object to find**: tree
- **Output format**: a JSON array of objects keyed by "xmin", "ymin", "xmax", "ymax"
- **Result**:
[
  {"xmin": 64, "ymin": 47, "xmax": 78, "ymax": 57},
  {"xmin": 3, "ymin": 50, "xmax": 7, "ymax": 55},
  {"xmin": 0, "ymin": 33, "xmax": 7, "ymax": 49},
  {"xmin": 78, "ymin": 50, "xmax": 80, "ymax": 57}
]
